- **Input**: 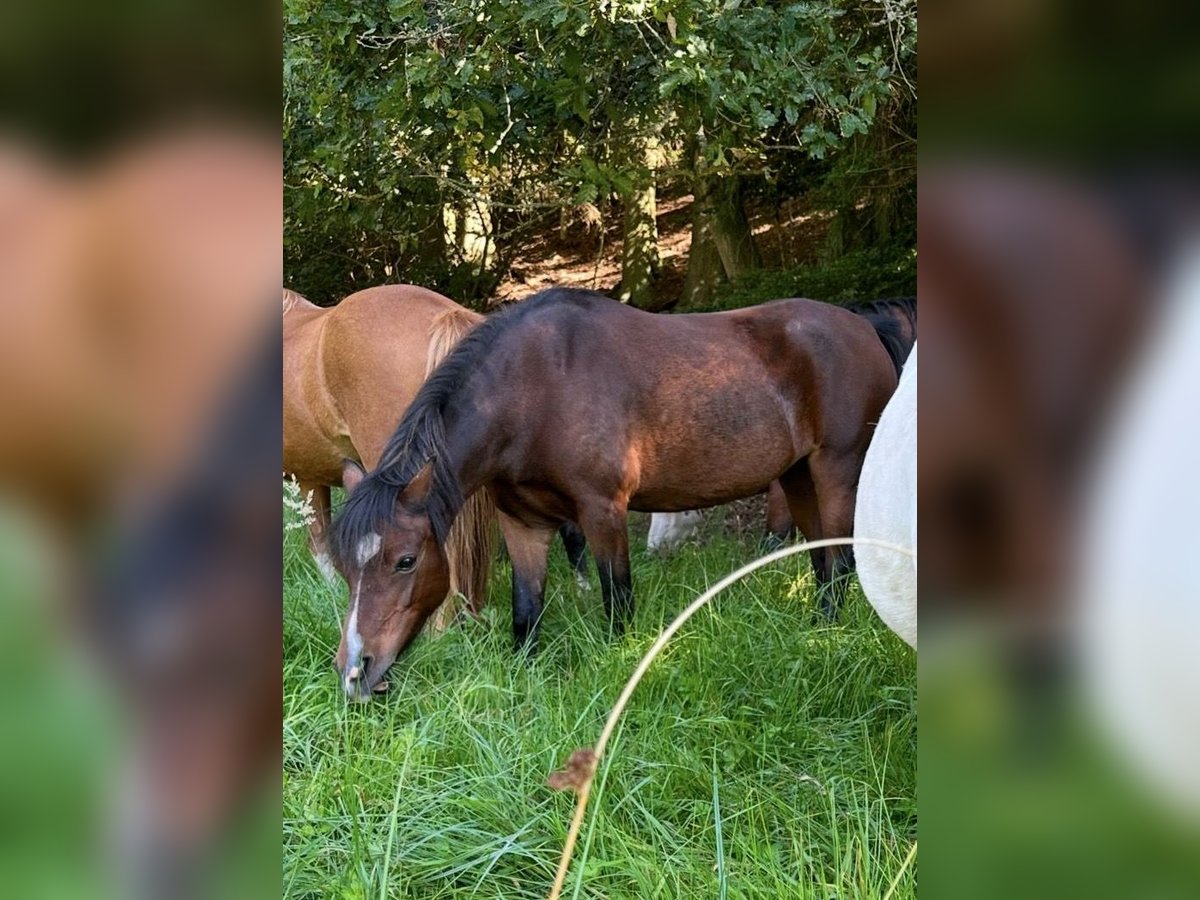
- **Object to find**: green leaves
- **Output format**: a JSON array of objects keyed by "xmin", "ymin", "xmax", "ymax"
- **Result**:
[{"xmin": 284, "ymin": 0, "xmax": 915, "ymax": 301}]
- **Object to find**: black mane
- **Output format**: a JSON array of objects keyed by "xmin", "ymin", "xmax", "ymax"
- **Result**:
[
  {"xmin": 330, "ymin": 287, "xmax": 603, "ymax": 569},
  {"xmin": 846, "ymin": 296, "xmax": 916, "ymax": 377}
]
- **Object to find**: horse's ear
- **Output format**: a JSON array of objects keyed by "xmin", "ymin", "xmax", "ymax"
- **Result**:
[
  {"xmin": 401, "ymin": 461, "xmax": 434, "ymax": 503},
  {"xmin": 341, "ymin": 459, "xmax": 367, "ymax": 494}
]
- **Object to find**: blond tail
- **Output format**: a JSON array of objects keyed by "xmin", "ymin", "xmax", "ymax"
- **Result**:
[{"xmin": 425, "ymin": 307, "xmax": 500, "ymax": 631}]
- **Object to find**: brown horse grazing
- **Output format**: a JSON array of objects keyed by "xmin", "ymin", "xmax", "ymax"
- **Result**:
[
  {"xmin": 283, "ymin": 284, "xmax": 498, "ymax": 629},
  {"xmin": 763, "ymin": 296, "xmax": 917, "ymax": 549},
  {"xmin": 328, "ymin": 287, "xmax": 898, "ymax": 698}
]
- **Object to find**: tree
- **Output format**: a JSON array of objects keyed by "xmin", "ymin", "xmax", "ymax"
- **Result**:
[{"xmin": 284, "ymin": 1, "xmax": 916, "ymax": 307}]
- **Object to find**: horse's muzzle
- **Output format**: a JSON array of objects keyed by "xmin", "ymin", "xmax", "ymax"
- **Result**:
[{"xmin": 341, "ymin": 655, "xmax": 374, "ymax": 701}]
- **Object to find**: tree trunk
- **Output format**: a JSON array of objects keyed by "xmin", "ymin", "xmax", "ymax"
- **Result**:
[
  {"xmin": 444, "ymin": 193, "xmax": 493, "ymax": 273},
  {"xmin": 441, "ymin": 168, "xmax": 497, "ymax": 303},
  {"xmin": 618, "ymin": 143, "xmax": 660, "ymax": 308},
  {"xmin": 618, "ymin": 179, "xmax": 658, "ymax": 307},
  {"xmin": 711, "ymin": 177, "xmax": 760, "ymax": 278},
  {"xmin": 681, "ymin": 176, "xmax": 724, "ymax": 309}
]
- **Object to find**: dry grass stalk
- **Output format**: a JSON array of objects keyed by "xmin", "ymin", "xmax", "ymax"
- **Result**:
[{"xmin": 545, "ymin": 536, "xmax": 915, "ymax": 900}]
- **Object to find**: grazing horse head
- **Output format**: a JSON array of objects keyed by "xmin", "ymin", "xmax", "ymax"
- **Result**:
[
  {"xmin": 327, "ymin": 300, "xmax": 505, "ymax": 699},
  {"xmin": 331, "ymin": 460, "xmax": 451, "ymax": 700}
]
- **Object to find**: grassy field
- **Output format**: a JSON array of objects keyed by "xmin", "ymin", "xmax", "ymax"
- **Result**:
[{"xmin": 283, "ymin": 509, "xmax": 916, "ymax": 899}]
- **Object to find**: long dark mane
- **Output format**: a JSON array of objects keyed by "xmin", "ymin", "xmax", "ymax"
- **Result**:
[
  {"xmin": 329, "ymin": 288, "xmax": 596, "ymax": 569},
  {"xmin": 847, "ymin": 296, "xmax": 916, "ymax": 377}
]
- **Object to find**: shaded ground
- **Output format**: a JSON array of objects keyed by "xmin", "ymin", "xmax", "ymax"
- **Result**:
[{"xmin": 494, "ymin": 191, "xmax": 832, "ymax": 308}]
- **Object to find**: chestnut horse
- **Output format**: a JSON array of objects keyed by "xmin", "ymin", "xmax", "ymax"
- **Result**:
[
  {"xmin": 283, "ymin": 284, "xmax": 499, "ymax": 628},
  {"xmin": 328, "ymin": 287, "xmax": 897, "ymax": 698}
]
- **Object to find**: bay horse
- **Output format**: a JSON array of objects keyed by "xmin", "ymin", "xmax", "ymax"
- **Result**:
[
  {"xmin": 329, "ymin": 287, "xmax": 898, "ymax": 698},
  {"xmin": 647, "ymin": 296, "xmax": 917, "ymax": 554},
  {"xmin": 283, "ymin": 284, "xmax": 499, "ymax": 628},
  {"xmin": 762, "ymin": 296, "xmax": 916, "ymax": 551}
]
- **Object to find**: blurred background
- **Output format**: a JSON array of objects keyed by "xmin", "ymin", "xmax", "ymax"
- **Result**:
[
  {"xmin": 5, "ymin": 0, "xmax": 1200, "ymax": 897},
  {"xmin": 0, "ymin": 1, "xmax": 280, "ymax": 898},
  {"xmin": 920, "ymin": 0, "xmax": 1200, "ymax": 896}
]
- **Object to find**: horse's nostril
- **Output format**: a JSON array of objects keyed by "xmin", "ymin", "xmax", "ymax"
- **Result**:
[{"xmin": 344, "ymin": 655, "xmax": 373, "ymax": 689}]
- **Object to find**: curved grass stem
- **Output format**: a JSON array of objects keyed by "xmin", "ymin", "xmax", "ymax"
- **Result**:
[{"xmin": 546, "ymin": 536, "xmax": 915, "ymax": 900}]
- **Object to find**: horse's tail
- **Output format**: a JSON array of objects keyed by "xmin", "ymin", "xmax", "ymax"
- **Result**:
[
  {"xmin": 425, "ymin": 306, "xmax": 499, "ymax": 629},
  {"xmin": 851, "ymin": 297, "xmax": 917, "ymax": 379}
]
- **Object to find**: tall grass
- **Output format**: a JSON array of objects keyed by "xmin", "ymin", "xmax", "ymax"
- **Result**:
[{"xmin": 283, "ymin": 514, "xmax": 916, "ymax": 899}]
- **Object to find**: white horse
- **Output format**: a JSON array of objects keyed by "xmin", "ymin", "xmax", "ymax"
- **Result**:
[
  {"xmin": 1078, "ymin": 248, "xmax": 1200, "ymax": 817},
  {"xmin": 854, "ymin": 343, "xmax": 917, "ymax": 648},
  {"xmin": 646, "ymin": 510, "xmax": 704, "ymax": 552}
]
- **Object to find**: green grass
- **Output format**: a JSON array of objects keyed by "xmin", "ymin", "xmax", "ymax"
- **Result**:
[{"xmin": 284, "ymin": 513, "xmax": 916, "ymax": 899}]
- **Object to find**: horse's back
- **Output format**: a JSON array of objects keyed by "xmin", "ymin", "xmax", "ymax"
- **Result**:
[
  {"xmin": 520, "ymin": 293, "xmax": 889, "ymax": 385},
  {"xmin": 332, "ymin": 283, "xmax": 465, "ymax": 319},
  {"xmin": 477, "ymin": 291, "xmax": 896, "ymax": 509},
  {"xmin": 283, "ymin": 288, "xmax": 320, "ymax": 315},
  {"xmin": 854, "ymin": 344, "xmax": 917, "ymax": 648}
]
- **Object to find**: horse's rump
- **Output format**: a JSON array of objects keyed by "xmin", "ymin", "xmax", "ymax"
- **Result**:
[
  {"xmin": 855, "ymin": 343, "xmax": 918, "ymax": 647},
  {"xmin": 847, "ymin": 297, "xmax": 917, "ymax": 376}
]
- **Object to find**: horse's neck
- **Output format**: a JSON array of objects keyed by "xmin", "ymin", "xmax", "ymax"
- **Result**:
[{"xmin": 440, "ymin": 398, "xmax": 495, "ymax": 503}]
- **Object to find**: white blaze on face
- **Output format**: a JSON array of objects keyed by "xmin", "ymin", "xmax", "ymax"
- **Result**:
[
  {"xmin": 355, "ymin": 532, "xmax": 382, "ymax": 568},
  {"xmin": 343, "ymin": 532, "xmax": 382, "ymax": 693}
]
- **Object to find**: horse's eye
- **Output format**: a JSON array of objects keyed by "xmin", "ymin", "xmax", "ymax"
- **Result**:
[{"xmin": 395, "ymin": 555, "xmax": 417, "ymax": 573}]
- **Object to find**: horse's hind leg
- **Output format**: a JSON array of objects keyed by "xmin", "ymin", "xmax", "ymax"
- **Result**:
[
  {"xmin": 302, "ymin": 482, "xmax": 334, "ymax": 581},
  {"xmin": 498, "ymin": 512, "xmax": 556, "ymax": 654},
  {"xmin": 558, "ymin": 522, "xmax": 590, "ymax": 588},
  {"xmin": 778, "ymin": 461, "xmax": 826, "ymax": 585},
  {"xmin": 577, "ymin": 500, "xmax": 634, "ymax": 636},
  {"xmin": 806, "ymin": 450, "xmax": 863, "ymax": 619},
  {"xmin": 764, "ymin": 479, "xmax": 796, "ymax": 550}
]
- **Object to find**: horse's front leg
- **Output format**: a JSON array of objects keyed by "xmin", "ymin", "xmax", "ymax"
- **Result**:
[
  {"xmin": 498, "ymin": 512, "xmax": 556, "ymax": 654},
  {"xmin": 578, "ymin": 501, "xmax": 634, "ymax": 636},
  {"xmin": 300, "ymin": 481, "xmax": 334, "ymax": 581},
  {"xmin": 558, "ymin": 522, "xmax": 591, "ymax": 589}
]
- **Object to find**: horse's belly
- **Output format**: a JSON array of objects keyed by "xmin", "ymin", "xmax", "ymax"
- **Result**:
[{"xmin": 631, "ymin": 438, "xmax": 795, "ymax": 511}]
